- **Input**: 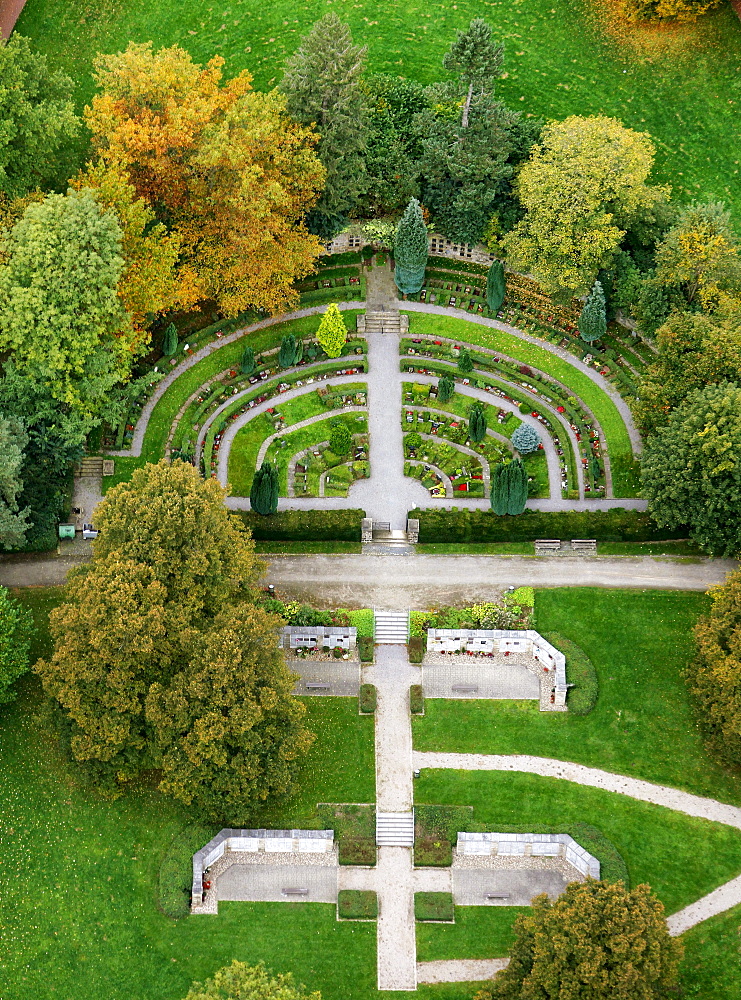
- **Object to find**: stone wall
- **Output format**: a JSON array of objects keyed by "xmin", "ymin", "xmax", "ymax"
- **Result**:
[
  {"xmin": 457, "ymin": 832, "xmax": 600, "ymax": 879},
  {"xmin": 192, "ymin": 828, "xmax": 334, "ymax": 906}
]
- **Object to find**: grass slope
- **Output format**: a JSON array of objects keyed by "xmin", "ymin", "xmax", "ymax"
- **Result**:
[
  {"xmin": 414, "ymin": 588, "xmax": 741, "ymax": 805},
  {"xmin": 17, "ymin": 0, "xmax": 741, "ymax": 215}
]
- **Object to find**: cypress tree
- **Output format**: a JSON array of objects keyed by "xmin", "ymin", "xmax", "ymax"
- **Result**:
[
  {"xmin": 490, "ymin": 462, "xmax": 509, "ymax": 515},
  {"xmin": 162, "ymin": 322, "xmax": 178, "ymax": 356},
  {"xmin": 240, "ymin": 345, "xmax": 255, "ymax": 375},
  {"xmin": 278, "ymin": 334, "xmax": 302, "ymax": 368},
  {"xmin": 250, "ymin": 462, "xmax": 279, "ymax": 515},
  {"xmin": 579, "ymin": 280, "xmax": 607, "ymax": 344},
  {"xmin": 468, "ymin": 402, "xmax": 487, "ymax": 443},
  {"xmin": 438, "ymin": 375, "xmax": 455, "ymax": 403},
  {"xmin": 486, "ymin": 260, "xmax": 506, "ymax": 313},
  {"xmin": 316, "ymin": 303, "xmax": 348, "ymax": 358},
  {"xmin": 457, "ymin": 348, "xmax": 474, "ymax": 373},
  {"xmin": 506, "ymin": 458, "xmax": 529, "ymax": 515},
  {"xmin": 394, "ymin": 198, "xmax": 428, "ymax": 296}
]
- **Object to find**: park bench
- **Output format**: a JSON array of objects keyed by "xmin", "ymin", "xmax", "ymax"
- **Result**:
[
  {"xmin": 484, "ymin": 893, "xmax": 511, "ymax": 900},
  {"xmin": 306, "ymin": 682, "xmax": 331, "ymax": 691},
  {"xmin": 282, "ymin": 888, "xmax": 309, "ymax": 896},
  {"xmin": 535, "ymin": 539, "xmax": 561, "ymax": 552},
  {"xmin": 452, "ymin": 684, "xmax": 479, "ymax": 694},
  {"xmin": 571, "ymin": 539, "xmax": 597, "ymax": 552}
]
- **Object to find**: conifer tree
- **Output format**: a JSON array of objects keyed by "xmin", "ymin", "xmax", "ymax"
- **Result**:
[
  {"xmin": 442, "ymin": 19, "xmax": 504, "ymax": 130},
  {"xmin": 490, "ymin": 462, "xmax": 509, "ymax": 515},
  {"xmin": 579, "ymin": 280, "xmax": 607, "ymax": 343},
  {"xmin": 278, "ymin": 334, "xmax": 302, "ymax": 368},
  {"xmin": 250, "ymin": 462, "xmax": 279, "ymax": 515},
  {"xmin": 280, "ymin": 14, "xmax": 368, "ymax": 237},
  {"xmin": 438, "ymin": 375, "xmax": 455, "ymax": 404},
  {"xmin": 316, "ymin": 304, "xmax": 348, "ymax": 358},
  {"xmin": 457, "ymin": 348, "xmax": 474, "ymax": 373},
  {"xmin": 506, "ymin": 458, "xmax": 529, "ymax": 515},
  {"xmin": 511, "ymin": 422, "xmax": 540, "ymax": 454},
  {"xmin": 239, "ymin": 345, "xmax": 255, "ymax": 375},
  {"xmin": 468, "ymin": 403, "xmax": 487, "ymax": 443},
  {"xmin": 162, "ymin": 323, "xmax": 178, "ymax": 356},
  {"xmin": 486, "ymin": 260, "xmax": 506, "ymax": 313},
  {"xmin": 394, "ymin": 198, "xmax": 428, "ymax": 296}
]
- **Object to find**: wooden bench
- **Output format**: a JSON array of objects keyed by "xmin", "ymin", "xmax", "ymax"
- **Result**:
[
  {"xmin": 571, "ymin": 539, "xmax": 597, "ymax": 552},
  {"xmin": 452, "ymin": 684, "xmax": 479, "ymax": 694},
  {"xmin": 484, "ymin": 893, "xmax": 511, "ymax": 900},
  {"xmin": 282, "ymin": 888, "xmax": 309, "ymax": 896},
  {"xmin": 306, "ymin": 682, "xmax": 331, "ymax": 690},
  {"xmin": 535, "ymin": 539, "xmax": 561, "ymax": 552}
]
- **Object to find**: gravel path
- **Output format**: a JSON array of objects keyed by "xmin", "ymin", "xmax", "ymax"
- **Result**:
[
  {"xmin": 666, "ymin": 873, "xmax": 741, "ymax": 935},
  {"xmin": 365, "ymin": 645, "xmax": 419, "ymax": 812},
  {"xmin": 417, "ymin": 959, "xmax": 509, "ymax": 984}
]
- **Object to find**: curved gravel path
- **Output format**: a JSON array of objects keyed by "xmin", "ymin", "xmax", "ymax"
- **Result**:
[
  {"xmin": 403, "ymin": 303, "xmax": 642, "ymax": 456},
  {"xmin": 253, "ymin": 407, "xmax": 365, "ymax": 469}
]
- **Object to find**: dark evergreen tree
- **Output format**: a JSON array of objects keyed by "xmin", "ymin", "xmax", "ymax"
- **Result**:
[
  {"xmin": 506, "ymin": 458, "xmax": 528, "ymax": 515},
  {"xmin": 250, "ymin": 462, "xmax": 279, "ymax": 516},
  {"xmin": 486, "ymin": 260, "xmax": 506, "ymax": 313},
  {"xmin": 442, "ymin": 18, "xmax": 504, "ymax": 130},
  {"xmin": 280, "ymin": 14, "xmax": 368, "ymax": 238},
  {"xmin": 364, "ymin": 75, "xmax": 427, "ymax": 216},
  {"xmin": 239, "ymin": 345, "xmax": 255, "ymax": 375},
  {"xmin": 579, "ymin": 280, "xmax": 607, "ymax": 344},
  {"xmin": 468, "ymin": 403, "xmax": 487, "ymax": 443},
  {"xmin": 490, "ymin": 462, "xmax": 509, "ymax": 515},
  {"xmin": 162, "ymin": 322, "xmax": 178, "ymax": 356},
  {"xmin": 438, "ymin": 375, "xmax": 455, "ymax": 403},
  {"xmin": 329, "ymin": 423, "xmax": 352, "ymax": 455},
  {"xmin": 278, "ymin": 334, "xmax": 302, "ymax": 368},
  {"xmin": 394, "ymin": 198, "xmax": 428, "ymax": 296},
  {"xmin": 457, "ymin": 348, "xmax": 474, "ymax": 373}
]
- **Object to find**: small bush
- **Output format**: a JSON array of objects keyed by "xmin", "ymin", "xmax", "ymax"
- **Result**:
[
  {"xmin": 340, "ymin": 838, "xmax": 376, "ymax": 865},
  {"xmin": 410, "ymin": 684, "xmax": 424, "ymax": 715},
  {"xmin": 338, "ymin": 890, "xmax": 378, "ymax": 920},
  {"xmin": 511, "ymin": 586, "xmax": 535, "ymax": 608},
  {"xmin": 345, "ymin": 608, "xmax": 374, "ymax": 637},
  {"xmin": 359, "ymin": 683, "xmax": 377, "ymax": 713},
  {"xmin": 543, "ymin": 631, "xmax": 599, "ymax": 715},
  {"xmin": 415, "ymin": 892, "xmax": 455, "ymax": 922},
  {"xmin": 358, "ymin": 637, "xmax": 374, "ymax": 662},
  {"xmin": 408, "ymin": 635, "xmax": 426, "ymax": 663},
  {"xmin": 333, "ymin": 645, "xmax": 344, "ymax": 658}
]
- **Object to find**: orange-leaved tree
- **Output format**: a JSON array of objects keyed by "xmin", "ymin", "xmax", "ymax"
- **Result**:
[{"xmin": 85, "ymin": 43, "xmax": 326, "ymax": 317}]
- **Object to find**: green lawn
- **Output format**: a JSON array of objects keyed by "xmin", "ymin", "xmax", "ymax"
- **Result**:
[
  {"xmin": 253, "ymin": 541, "xmax": 362, "ymax": 554},
  {"xmin": 414, "ymin": 588, "xmax": 741, "ymax": 804},
  {"xmin": 16, "ymin": 0, "xmax": 741, "ymax": 215},
  {"xmin": 416, "ymin": 542, "xmax": 536, "ymax": 555},
  {"xmin": 416, "ymin": 906, "xmax": 525, "ymax": 961},
  {"xmin": 679, "ymin": 903, "xmax": 741, "ymax": 999},
  {"xmin": 404, "ymin": 313, "xmax": 639, "ymax": 495},
  {"xmin": 415, "ymin": 769, "xmax": 741, "ymax": 915}
]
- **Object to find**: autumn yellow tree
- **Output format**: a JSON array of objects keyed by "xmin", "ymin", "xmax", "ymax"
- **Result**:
[
  {"xmin": 85, "ymin": 42, "xmax": 325, "ymax": 316},
  {"xmin": 504, "ymin": 116, "xmax": 668, "ymax": 298}
]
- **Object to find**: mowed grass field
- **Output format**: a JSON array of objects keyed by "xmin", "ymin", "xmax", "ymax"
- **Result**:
[{"xmin": 16, "ymin": 0, "xmax": 741, "ymax": 215}]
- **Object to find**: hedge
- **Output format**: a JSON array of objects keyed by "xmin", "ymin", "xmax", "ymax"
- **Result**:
[
  {"xmin": 409, "ymin": 508, "xmax": 686, "ymax": 544},
  {"xmin": 415, "ymin": 892, "xmax": 455, "ymax": 922},
  {"xmin": 158, "ymin": 822, "xmax": 217, "ymax": 918},
  {"xmin": 338, "ymin": 889, "xmax": 378, "ymax": 919},
  {"xmin": 543, "ymin": 631, "xmax": 598, "ymax": 716},
  {"xmin": 358, "ymin": 637, "xmax": 374, "ymax": 662},
  {"xmin": 236, "ymin": 509, "xmax": 364, "ymax": 542},
  {"xmin": 359, "ymin": 683, "xmax": 377, "ymax": 714},
  {"xmin": 410, "ymin": 684, "xmax": 424, "ymax": 715},
  {"xmin": 408, "ymin": 635, "xmax": 426, "ymax": 663}
]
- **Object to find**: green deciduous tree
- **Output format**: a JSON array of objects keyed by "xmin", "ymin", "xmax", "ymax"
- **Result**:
[
  {"xmin": 280, "ymin": 14, "xmax": 368, "ymax": 237},
  {"xmin": 0, "ymin": 35, "xmax": 80, "ymax": 197},
  {"xmin": 0, "ymin": 415, "xmax": 30, "ymax": 549},
  {"xmin": 691, "ymin": 569, "xmax": 741, "ymax": 767},
  {"xmin": 278, "ymin": 334, "xmax": 303, "ymax": 368},
  {"xmin": 504, "ymin": 116, "xmax": 668, "ymax": 298},
  {"xmin": 511, "ymin": 422, "xmax": 540, "ymax": 454},
  {"xmin": 0, "ymin": 585, "xmax": 33, "ymax": 704},
  {"xmin": 183, "ymin": 961, "xmax": 321, "ymax": 1000},
  {"xmin": 468, "ymin": 403, "xmax": 487, "ymax": 443},
  {"xmin": 162, "ymin": 323, "xmax": 178, "ymax": 356},
  {"xmin": 579, "ymin": 280, "xmax": 607, "ymax": 343},
  {"xmin": 394, "ymin": 198, "xmax": 428, "ymax": 296},
  {"xmin": 316, "ymin": 304, "xmax": 348, "ymax": 358},
  {"xmin": 240, "ymin": 344, "xmax": 256, "ymax": 375},
  {"xmin": 438, "ymin": 375, "xmax": 455, "ymax": 404},
  {"xmin": 484, "ymin": 880, "xmax": 681, "ymax": 1000},
  {"xmin": 250, "ymin": 462, "xmax": 280, "ymax": 516},
  {"xmin": 329, "ymin": 423, "xmax": 352, "ymax": 456},
  {"xmin": 642, "ymin": 382, "xmax": 741, "ymax": 555},
  {"xmin": 0, "ymin": 189, "xmax": 132, "ymax": 432},
  {"xmin": 486, "ymin": 260, "xmax": 506, "ymax": 314}
]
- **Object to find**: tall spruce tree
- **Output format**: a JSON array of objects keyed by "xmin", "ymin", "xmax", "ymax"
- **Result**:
[
  {"xmin": 486, "ymin": 260, "xmax": 506, "ymax": 313},
  {"xmin": 468, "ymin": 403, "xmax": 487, "ymax": 443},
  {"xmin": 458, "ymin": 348, "xmax": 474, "ymax": 373},
  {"xmin": 280, "ymin": 14, "xmax": 368, "ymax": 238},
  {"xmin": 438, "ymin": 375, "xmax": 455, "ymax": 403},
  {"xmin": 506, "ymin": 458, "xmax": 528, "ymax": 515},
  {"xmin": 579, "ymin": 280, "xmax": 607, "ymax": 343},
  {"xmin": 394, "ymin": 198, "xmax": 428, "ymax": 296},
  {"xmin": 239, "ymin": 345, "xmax": 255, "ymax": 375},
  {"xmin": 250, "ymin": 462, "xmax": 279, "ymax": 515},
  {"xmin": 490, "ymin": 462, "xmax": 509, "ymax": 515},
  {"xmin": 278, "ymin": 334, "xmax": 302, "ymax": 368}
]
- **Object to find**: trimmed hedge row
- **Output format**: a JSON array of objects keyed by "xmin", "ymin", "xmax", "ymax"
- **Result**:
[
  {"xmin": 158, "ymin": 822, "xmax": 217, "ymax": 918},
  {"xmin": 415, "ymin": 892, "xmax": 455, "ymax": 922},
  {"xmin": 359, "ymin": 683, "xmax": 377, "ymax": 714},
  {"xmin": 358, "ymin": 637, "xmax": 374, "ymax": 662},
  {"xmin": 408, "ymin": 636, "xmax": 426, "ymax": 663},
  {"xmin": 409, "ymin": 508, "xmax": 686, "ymax": 544},
  {"xmin": 410, "ymin": 684, "xmax": 424, "ymax": 715},
  {"xmin": 236, "ymin": 509, "xmax": 364, "ymax": 542},
  {"xmin": 543, "ymin": 631, "xmax": 598, "ymax": 716}
]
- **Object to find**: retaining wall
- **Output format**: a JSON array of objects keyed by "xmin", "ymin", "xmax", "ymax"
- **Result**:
[{"xmin": 457, "ymin": 831, "xmax": 600, "ymax": 879}]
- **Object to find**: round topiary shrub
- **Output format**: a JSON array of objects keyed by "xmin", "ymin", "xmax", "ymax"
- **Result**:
[
  {"xmin": 330, "ymin": 423, "xmax": 353, "ymax": 455},
  {"xmin": 511, "ymin": 422, "xmax": 541, "ymax": 454}
]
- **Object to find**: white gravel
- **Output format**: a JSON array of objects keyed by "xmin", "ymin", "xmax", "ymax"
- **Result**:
[{"xmin": 416, "ymin": 959, "xmax": 509, "ymax": 984}]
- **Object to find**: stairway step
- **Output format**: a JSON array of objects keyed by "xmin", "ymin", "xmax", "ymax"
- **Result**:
[{"xmin": 376, "ymin": 810, "xmax": 415, "ymax": 846}]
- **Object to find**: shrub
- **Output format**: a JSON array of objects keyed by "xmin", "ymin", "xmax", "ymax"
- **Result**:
[
  {"xmin": 346, "ymin": 608, "xmax": 374, "ymax": 637},
  {"xmin": 338, "ymin": 889, "xmax": 378, "ymax": 919},
  {"xmin": 468, "ymin": 402, "xmax": 487, "ymax": 443},
  {"xmin": 410, "ymin": 684, "xmax": 424, "ymax": 715},
  {"xmin": 511, "ymin": 586, "xmax": 535, "ymax": 608},
  {"xmin": 332, "ymin": 645, "xmax": 344, "ymax": 658},
  {"xmin": 249, "ymin": 461, "xmax": 279, "ymax": 515},
  {"xmin": 359, "ymin": 683, "xmax": 377, "ymax": 713},
  {"xmin": 406, "ymin": 432, "xmax": 423, "ymax": 450},
  {"xmin": 158, "ymin": 823, "xmax": 216, "ymax": 918},
  {"xmin": 278, "ymin": 333, "xmax": 303, "ymax": 368},
  {"xmin": 415, "ymin": 892, "xmax": 454, "ymax": 922},
  {"xmin": 409, "ymin": 508, "xmax": 684, "ymax": 544},
  {"xmin": 518, "ymin": 401, "xmax": 530, "ymax": 414},
  {"xmin": 457, "ymin": 348, "xmax": 474, "ymax": 372},
  {"xmin": 408, "ymin": 635, "xmax": 426, "ymax": 663},
  {"xmin": 239, "ymin": 344, "xmax": 255, "ymax": 375},
  {"xmin": 236, "ymin": 509, "xmax": 363, "ymax": 541},
  {"xmin": 358, "ymin": 637, "xmax": 374, "ymax": 662},
  {"xmin": 329, "ymin": 423, "xmax": 352, "ymax": 456},
  {"xmin": 542, "ymin": 631, "xmax": 598, "ymax": 716},
  {"xmin": 438, "ymin": 375, "xmax": 455, "ymax": 403},
  {"xmin": 511, "ymin": 423, "xmax": 541, "ymax": 454}
]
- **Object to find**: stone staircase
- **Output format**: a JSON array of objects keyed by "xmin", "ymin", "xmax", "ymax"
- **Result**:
[
  {"xmin": 376, "ymin": 811, "xmax": 415, "ymax": 847},
  {"xmin": 76, "ymin": 457, "xmax": 104, "ymax": 478},
  {"xmin": 361, "ymin": 311, "xmax": 408, "ymax": 336},
  {"xmin": 374, "ymin": 610, "xmax": 409, "ymax": 644}
]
